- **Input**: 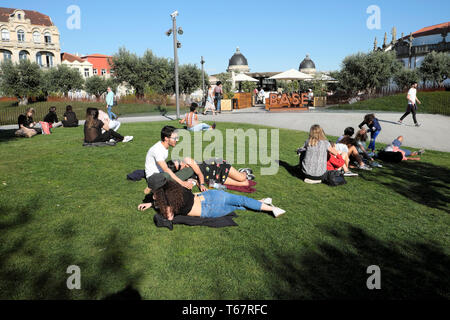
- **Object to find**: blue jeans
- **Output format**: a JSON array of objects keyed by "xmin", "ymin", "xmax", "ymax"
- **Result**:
[
  {"xmin": 368, "ymin": 130, "xmax": 380, "ymax": 151},
  {"xmin": 215, "ymin": 98, "xmax": 221, "ymax": 112},
  {"xmin": 188, "ymin": 123, "xmax": 210, "ymax": 132},
  {"xmin": 200, "ymin": 190, "xmax": 262, "ymax": 218},
  {"xmin": 107, "ymin": 105, "xmax": 117, "ymax": 120}
]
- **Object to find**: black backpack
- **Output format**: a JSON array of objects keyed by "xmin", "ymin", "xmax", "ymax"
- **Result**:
[{"xmin": 324, "ymin": 170, "xmax": 347, "ymax": 187}]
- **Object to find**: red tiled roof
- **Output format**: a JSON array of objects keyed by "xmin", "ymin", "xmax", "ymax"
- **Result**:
[
  {"xmin": 61, "ymin": 52, "xmax": 86, "ymax": 63},
  {"xmin": 82, "ymin": 54, "xmax": 112, "ymax": 58},
  {"xmin": 411, "ymin": 22, "xmax": 449, "ymax": 38},
  {"xmin": 0, "ymin": 7, "xmax": 53, "ymax": 26}
]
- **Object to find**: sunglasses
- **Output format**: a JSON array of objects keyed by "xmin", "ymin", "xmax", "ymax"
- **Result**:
[{"xmin": 170, "ymin": 137, "xmax": 179, "ymax": 142}]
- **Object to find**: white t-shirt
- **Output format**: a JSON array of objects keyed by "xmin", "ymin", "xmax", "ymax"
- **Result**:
[
  {"xmin": 98, "ymin": 110, "xmax": 110, "ymax": 123},
  {"xmin": 407, "ymin": 88, "xmax": 417, "ymax": 104},
  {"xmin": 145, "ymin": 141, "xmax": 168, "ymax": 178}
]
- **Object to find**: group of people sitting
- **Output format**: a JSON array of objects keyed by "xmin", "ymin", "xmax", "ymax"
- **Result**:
[
  {"xmin": 15, "ymin": 105, "xmax": 79, "ymax": 138},
  {"xmin": 138, "ymin": 125, "xmax": 285, "ymax": 221},
  {"xmin": 83, "ymin": 107, "xmax": 133, "ymax": 144}
]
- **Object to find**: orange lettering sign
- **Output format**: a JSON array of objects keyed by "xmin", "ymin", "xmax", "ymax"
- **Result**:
[{"xmin": 269, "ymin": 93, "xmax": 278, "ymax": 105}]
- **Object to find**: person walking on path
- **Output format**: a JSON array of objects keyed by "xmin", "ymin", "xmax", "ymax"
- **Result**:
[
  {"xmin": 214, "ymin": 81, "xmax": 223, "ymax": 113},
  {"xmin": 105, "ymin": 87, "xmax": 117, "ymax": 120},
  {"xmin": 398, "ymin": 82, "xmax": 421, "ymax": 127}
]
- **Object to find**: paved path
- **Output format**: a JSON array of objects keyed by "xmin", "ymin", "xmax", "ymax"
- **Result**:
[{"xmin": 2, "ymin": 109, "xmax": 449, "ymax": 152}]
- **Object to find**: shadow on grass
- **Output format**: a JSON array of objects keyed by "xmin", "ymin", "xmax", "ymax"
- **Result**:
[
  {"xmin": 278, "ymin": 160, "xmax": 302, "ymax": 179},
  {"xmin": 0, "ymin": 202, "xmax": 143, "ymax": 299},
  {"xmin": 248, "ymin": 222, "xmax": 449, "ymax": 299},
  {"xmin": 361, "ymin": 161, "xmax": 450, "ymax": 213},
  {"xmin": 0, "ymin": 129, "xmax": 19, "ymax": 143},
  {"xmin": 103, "ymin": 285, "xmax": 142, "ymax": 300}
]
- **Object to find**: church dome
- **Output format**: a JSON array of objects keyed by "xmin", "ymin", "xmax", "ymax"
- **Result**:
[
  {"xmin": 227, "ymin": 47, "xmax": 250, "ymax": 73},
  {"xmin": 299, "ymin": 54, "xmax": 316, "ymax": 74}
]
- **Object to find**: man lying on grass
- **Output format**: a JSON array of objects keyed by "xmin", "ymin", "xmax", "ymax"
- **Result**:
[{"xmin": 138, "ymin": 174, "xmax": 285, "ymax": 219}]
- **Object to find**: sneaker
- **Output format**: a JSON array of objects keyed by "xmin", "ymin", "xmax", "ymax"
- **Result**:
[
  {"xmin": 272, "ymin": 206, "xmax": 286, "ymax": 218},
  {"xmin": 260, "ymin": 198, "xmax": 272, "ymax": 205},
  {"xmin": 109, "ymin": 139, "xmax": 115, "ymax": 143},
  {"xmin": 211, "ymin": 122, "xmax": 216, "ymax": 129},
  {"xmin": 415, "ymin": 123, "xmax": 421, "ymax": 127},
  {"xmin": 239, "ymin": 168, "xmax": 253, "ymax": 174},
  {"xmin": 417, "ymin": 149, "xmax": 425, "ymax": 155},
  {"xmin": 123, "ymin": 136, "xmax": 134, "ymax": 143},
  {"xmin": 343, "ymin": 171, "xmax": 358, "ymax": 177},
  {"xmin": 358, "ymin": 165, "xmax": 372, "ymax": 171},
  {"xmin": 370, "ymin": 161, "xmax": 383, "ymax": 168},
  {"xmin": 397, "ymin": 120, "xmax": 403, "ymax": 125},
  {"xmin": 304, "ymin": 178, "xmax": 322, "ymax": 184},
  {"xmin": 246, "ymin": 173, "xmax": 255, "ymax": 180}
]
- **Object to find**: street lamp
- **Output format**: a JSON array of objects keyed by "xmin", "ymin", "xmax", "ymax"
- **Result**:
[
  {"xmin": 200, "ymin": 56, "xmax": 205, "ymax": 105},
  {"xmin": 166, "ymin": 10, "xmax": 182, "ymax": 119}
]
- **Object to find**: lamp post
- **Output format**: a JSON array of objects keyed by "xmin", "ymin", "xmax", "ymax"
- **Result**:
[
  {"xmin": 200, "ymin": 56, "xmax": 205, "ymax": 105},
  {"xmin": 166, "ymin": 11, "xmax": 183, "ymax": 119}
]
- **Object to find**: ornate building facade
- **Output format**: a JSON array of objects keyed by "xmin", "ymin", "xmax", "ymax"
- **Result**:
[
  {"xmin": 0, "ymin": 7, "xmax": 61, "ymax": 67},
  {"xmin": 374, "ymin": 22, "xmax": 449, "ymax": 69}
]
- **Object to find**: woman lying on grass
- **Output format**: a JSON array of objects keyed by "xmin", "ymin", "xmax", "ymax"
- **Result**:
[
  {"xmin": 167, "ymin": 157, "xmax": 253, "ymax": 188},
  {"xmin": 138, "ymin": 174, "xmax": 285, "ymax": 219}
]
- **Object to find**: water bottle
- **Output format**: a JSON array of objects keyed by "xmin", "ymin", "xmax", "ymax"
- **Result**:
[{"xmin": 209, "ymin": 181, "xmax": 226, "ymax": 190}]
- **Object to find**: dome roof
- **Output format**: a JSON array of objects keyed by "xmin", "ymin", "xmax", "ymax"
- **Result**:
[
  {"xmin": 299, "ymin": 54, "xmax": 316, "ymax": 70},
  {"xmin": 228, "ymin": 47, "xmax": 248, "ymax": 67}
]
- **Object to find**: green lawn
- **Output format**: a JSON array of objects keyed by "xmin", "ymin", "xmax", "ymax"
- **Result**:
[
  {"xmin": 0, "ymin": 100, "xmax": 180, "ymax": 125},
  {"xmin": 328, "ymin": 91, "xmax": 450, "ymax": 116},
  {"xmin": 0, "ymin": 121, "xmax": 449, "ymax": 299}
]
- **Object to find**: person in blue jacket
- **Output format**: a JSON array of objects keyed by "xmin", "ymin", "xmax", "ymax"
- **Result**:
[{"xmin": 358, "ymin": 113, "xmax": 381, "ymax": 152}]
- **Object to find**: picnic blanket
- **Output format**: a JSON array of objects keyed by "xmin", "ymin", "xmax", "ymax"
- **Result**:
[{"xmin": 224, "ymin": 180, "xmax": 257, "ymax": 193}]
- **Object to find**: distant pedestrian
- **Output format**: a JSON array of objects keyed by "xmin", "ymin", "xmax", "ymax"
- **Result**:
[
  {"xmin": 398, "ymin": 82, "xmax": 421, "ymax": 127},
  {"xmin": 214, "ymin": 81, "xmax": 223, "ymax": 113},
  {"xmin": 105, "ymin": 87, "xmax": 117, "ymax": 120}
]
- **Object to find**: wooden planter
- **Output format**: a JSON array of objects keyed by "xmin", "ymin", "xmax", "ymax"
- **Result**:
[{"xmin": 221, "ymin": 99, "xmax": 232, "ymax": 111}]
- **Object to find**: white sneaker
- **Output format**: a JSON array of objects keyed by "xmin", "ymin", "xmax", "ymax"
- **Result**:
[
  {"xmin": 260, "ymin": 198, "xmax": 272, "ymax": 205},
  {"xmin": 272, "ymin": 206, "xmax": 286, "ymax": 218},
  {"xmin": 109, "ymin": 139, "xmax": 115, "ymax": 143},
  {"xmin": 304, "ymin": 178, "xmax": 322, "ymax": 184},
  {"xmin": 123, "ymin": 136, "xmax": 134, "ymax": 143}
]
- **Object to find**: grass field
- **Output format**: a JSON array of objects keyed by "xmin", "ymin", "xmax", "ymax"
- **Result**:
[
  {"xmin": 328, "ymin": 91, "xmax": 450, "ymax": 116},
  {"xmin": 0, "ymin": 121, "xmax": 449, "ymax": 299},
  {"xmin": 0, "ymin": 100, "xmax": 179, "ymax": 125}
]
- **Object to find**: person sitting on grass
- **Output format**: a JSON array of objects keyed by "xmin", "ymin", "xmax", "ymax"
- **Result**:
[
  {"xmin": 180, "ymin": 103, "xmax": 216, "ymax": 131},
  {"xmin": 137, "ymin": 174, "xmax": 285, "ymax": 219},
  {"xmin": 62, "ymin": 105, "xmax": 79, "ymax": 127},
  {"xmin": 98, "ymin": 109, "xmax": 121, "ymax": 132},
  {"xmin": 337, "ymin": 127, "xmax": 354, "ymax": 143},
  {"xmin": 327, "ymin": 142, "xmax": 358, "ymax": 177},
  {"xmin": 167, "ymin": 157, "xmax": 253, "ymax": 188},
  {"xmin": 15, "ymin": 108, "xmax": 42, "ymax": 138},
  {"xmin": 43, "ymin": 106, "xmax": 63, "ymax": 129},
  {"xmin": 384, "ymin": 136, "xmax": 424, "ymax": 161},
  {"xmin": 354, "ymin": 129, "xmax": 382, "ymax": 168},
  {"xmin": 358, "ymin": 113, "xmax": 381, "ymax": 153},
  {"xmin": 83, "ymin": 108, "xmax": 133, "ymax": 144},
  {"xmin": 299, "ymin": 124, "xmax": 340, "ymax": 184},
  {"xmin": 338, "ymin": 136, "xmax": 373, "ymax": 171}
]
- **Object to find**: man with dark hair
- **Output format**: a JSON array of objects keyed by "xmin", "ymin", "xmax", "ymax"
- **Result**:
[
  {"xmin": 398, "ymin": 82, "xmax": 421, "ymax": 127},
  {"xmin": 145, "ymin": 126, "xmax": 195, "ymax": 191},
  {"xmin": 43, "ymin": 106, "xmax": 62, "ymax": 128},
  {"xmin": 337, "ymin": 127, "xmax": 354, "ymax": 143},
  {"xmin": 214, "ymin": 81, "xmax": 223, "ymax": 113},
  {"xmin": 179, "ymin": 103, "xmax": 215, "ymax": 131}
]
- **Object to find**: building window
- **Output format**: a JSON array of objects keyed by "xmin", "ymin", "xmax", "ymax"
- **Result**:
[
  {"xmin": 18, "ymin": 14, "xmax": 22, "ymax": 20},
  {"xmin": 36, "ymin": 52, "xmax": 42, "ymax": 66},
  {"xmin": 93, "ymin": 69, "xmax": 98, "ymax": 75},
  {"xmin": 101, "ymin": 69, "xmax": 106, "ymax": 75},
  {"xmin": 19, "ymin": 50, "xmax": 28, "ymax": 61},
  {"xmin": 36, "ymin": 52, "xmax": 54, "ymax": 68},
  {"xmin": 3, "ymin": 50, "xmax": 12, "ymax": 61},
  {"xmin": 84, "ymin": 68, "xmax": 90, "ymax": 77},
  {"xmin": 44, "ymin": 32, "xmax": 51, "ymax": 44},
  {"xmin": 1, "ymin": 29, "xmax": 10, "ymax": 41},
  {"xmin": 33, "ymin": 31, "xmax": 40, "ymax": 43},
  {"xmin": 18, "ymin": 30, "xmax": 25, "ymax": 42}
]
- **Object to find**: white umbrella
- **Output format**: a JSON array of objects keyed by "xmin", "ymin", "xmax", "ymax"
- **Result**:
[
  {"xmin": 268, "ymin": 69, "xmax": 314, "ymax": 80},
  {"xmin": 227, "ymin": 73, "xmax": 259, "ymax": 82}
]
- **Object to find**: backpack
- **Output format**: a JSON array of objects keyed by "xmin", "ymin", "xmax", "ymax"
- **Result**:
[{"xmin": 324, "ymin": 170, "xmax": 347, "ymax": 187}]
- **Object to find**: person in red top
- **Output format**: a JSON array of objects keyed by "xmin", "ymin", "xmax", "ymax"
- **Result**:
[{"xmin": 327, "ymin": 142, "xmax": 358, "ymax": 177}]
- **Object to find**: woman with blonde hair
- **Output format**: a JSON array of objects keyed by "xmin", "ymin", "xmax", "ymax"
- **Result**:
[{"xmin": 299, "ymin": 124, "xmax": 339, "ymax": 184}]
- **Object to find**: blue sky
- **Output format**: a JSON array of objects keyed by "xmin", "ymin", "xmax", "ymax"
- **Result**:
[{"xmin": 4, "ymin": 0, "xmax": 449, "ymax": 74}]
